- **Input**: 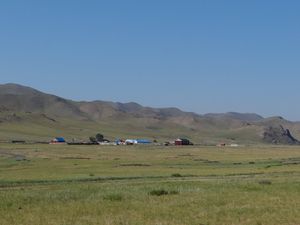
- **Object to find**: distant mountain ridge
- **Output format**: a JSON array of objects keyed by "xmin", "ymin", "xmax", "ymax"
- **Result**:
[
  {"xmin": 0, "ymin": 83, "xmax": 260, "ymax": 122},
  {"xmin": 204, "ymin": 112, "xmax": 264, "ymax": 122},
  {"xmin": 0, "ymin": 83, "xmax": 86, "ymax": 119},
  {"xmin": 0, "ymin": 83, "xmax": 299, "ymax": 145}
]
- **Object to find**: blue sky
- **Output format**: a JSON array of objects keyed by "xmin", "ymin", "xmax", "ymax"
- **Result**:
[{"xmin": 0, "ymin": 1, "xmax": 299, "ymax": 120}]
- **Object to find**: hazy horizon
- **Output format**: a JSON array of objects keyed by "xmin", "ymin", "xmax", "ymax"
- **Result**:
[{"xmin": 1, "ymin": 1, "xmax": 299, "ymax": 120}]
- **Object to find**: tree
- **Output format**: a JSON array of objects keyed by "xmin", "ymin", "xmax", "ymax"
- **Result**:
[
  {"xmin": 89, "ymin": 136, "xmax": 97, "ymax": 143},
  {"xmin": 95, "ymin": 133, "xmax": 104, "ymax": 142}
]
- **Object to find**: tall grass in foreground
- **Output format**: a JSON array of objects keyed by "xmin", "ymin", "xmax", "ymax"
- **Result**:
[
  {"xmin": 0, "ymin": 179, "xmax": 299, "ymax": 225},
  {"xmin": 0, "ymin": 144, "xmax": 299, "ymax": 224}
]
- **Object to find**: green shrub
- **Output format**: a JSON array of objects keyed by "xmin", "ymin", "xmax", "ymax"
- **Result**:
[
  {"xmin": 258, "ymin": 180, "xmax": 272, "ymax": 185},
  {"xmin": 149, "ymin": 189, "xmax": 179, "ymax": 196},
  {"xmin": 171, "ymin": 173, "xmax": 183, "ymax": 177}
]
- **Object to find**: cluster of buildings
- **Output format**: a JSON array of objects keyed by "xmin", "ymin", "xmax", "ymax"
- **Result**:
[
  {"xmin": 49, "ymin": 137, "xmax": 194, "ymax": 146},
  {"xmin": 115, "ymin": 139, "xmax": 152, "ymax": 145}
]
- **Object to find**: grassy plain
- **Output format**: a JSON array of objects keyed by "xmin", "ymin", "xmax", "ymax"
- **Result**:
[{"xmin": 0, "ymin": 144, "xmax": 299, "ymax": 225}]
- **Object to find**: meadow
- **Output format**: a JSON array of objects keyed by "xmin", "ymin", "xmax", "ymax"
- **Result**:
[{"xmin": 0, "ymin": 144, "xmax": 299, "ymax": 225}]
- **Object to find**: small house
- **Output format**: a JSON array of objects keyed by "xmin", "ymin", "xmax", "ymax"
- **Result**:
[
  {"xmin": 136, "ymin": 139, "xmax": 152, "ymax": 144},
  {"xmin": 217, "ymin": 142, "xmax": 226, "ymax": 147},
  {"xmin": 175, "ymin": 138, "xmax": 192, "ymax": 146},
  {"xmin": 115, "ymin": 139, "xmax": 125, "ymax": 145},
  {"xmin": 125, "ymin": 139, "xmax": 138, "ymax": 145},
  {"xmin": 124, "ymin": 139, "xmax": 152, "ymax": 145},
  {"xmin": 50, "ymin": 137, "xmax": 66, "ymax": 144}
]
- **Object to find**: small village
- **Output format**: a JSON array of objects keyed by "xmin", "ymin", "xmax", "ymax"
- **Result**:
[
  {"xmin": 49, "ymin": 135, "xmax": 240, "ymax": 147},
  {"xmin": 50, "ymin": 136, "xmax": 195, "ymax": 146}
]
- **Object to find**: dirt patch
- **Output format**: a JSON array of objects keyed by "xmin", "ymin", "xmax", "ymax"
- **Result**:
[
  {"xmin": 178, "ymin": 153, "xmax": 194, "ymax": 157},
  {"xmin": 119, "ymin": 163, "xmax": 152, "ymax": 167},
  {"xmin": 193, "ymin": 158, "xmax": 220, "ymax": 163},
  {"xmin": 60, "ymin": 157, "xmax": 91, "ymax": 160}
]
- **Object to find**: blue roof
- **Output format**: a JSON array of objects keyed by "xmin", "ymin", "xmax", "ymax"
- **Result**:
[
  {"xmin": 136, "ymin": 139, "xmax": 152, "ymax": 144},
  {"xmin": 55, "ymin": 137, "xmax": 66, "ymax": 142}
]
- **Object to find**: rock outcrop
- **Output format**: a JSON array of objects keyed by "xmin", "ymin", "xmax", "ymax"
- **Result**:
[{"xmin": 263, "ymin": 125, "xmax": 300, "ymax": 145}]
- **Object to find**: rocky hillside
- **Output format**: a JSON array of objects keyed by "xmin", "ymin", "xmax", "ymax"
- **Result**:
[{"xmin": 263, "ymin": 125, "xmax": 300, "ymax": 145}]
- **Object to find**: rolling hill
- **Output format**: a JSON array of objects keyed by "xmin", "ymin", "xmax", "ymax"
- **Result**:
[{"xmin": 0, "ymin": 83, "xmax": 299, "ymax": 144}]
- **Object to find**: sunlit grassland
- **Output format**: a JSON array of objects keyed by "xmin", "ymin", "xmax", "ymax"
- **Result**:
[{"xmin": 0, "ymin": 144, "xmax": 299, "ymax": 225}]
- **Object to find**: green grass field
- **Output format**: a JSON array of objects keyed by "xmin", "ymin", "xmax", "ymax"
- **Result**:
[{"xmin": 0, "ymin": 144, "xmax": 299, "ymax": 225}]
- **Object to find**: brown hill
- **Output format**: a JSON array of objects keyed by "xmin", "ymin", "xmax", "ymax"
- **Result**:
[
  {"xmin": 0, "ymin": 83, "xmax": 86, "ymax": 119},
  {"xmin": 204, "ymin": 112, "xmax": 264, "ymax": 122}
]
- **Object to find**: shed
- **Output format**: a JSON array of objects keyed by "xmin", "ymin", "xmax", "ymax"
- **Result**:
[
  {"xmin": 136, "ymin": 139, "xmax": 152, "ymax": 144},
  {"xmin": 50, "ymin": 137, "xmax": 66, "ymax": 144},
  {"xmin": 175, "ymin": 138, "xmax": 191, "ymax": 145},
  {"xmin": 125, "ymin": 139, "xmax": 138, "ymax": 145}
]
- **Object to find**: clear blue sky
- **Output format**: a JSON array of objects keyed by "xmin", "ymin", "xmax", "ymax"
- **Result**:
[{"xmin": 0, "ymin": 1, "xmax": 299, "ymax": 120}]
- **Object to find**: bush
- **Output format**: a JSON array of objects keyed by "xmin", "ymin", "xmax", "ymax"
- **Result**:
[
  {"xmin": 149, "ymin": 189, "xmax": 179, "ymax": 196},
  {"xmin": 96, "ymin": 133, "xmax": 104, "ymax": 142},
  {"xmin": 89, "ymin": 136, "xmax": 97, "ymax": 143},
  {"xmin": 171, "ymin": 173, "xmax": 183, "ymax": 177},
  {"xmin": 258, "ymin": 180, "xmax": 272, "ymax": 185}
]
